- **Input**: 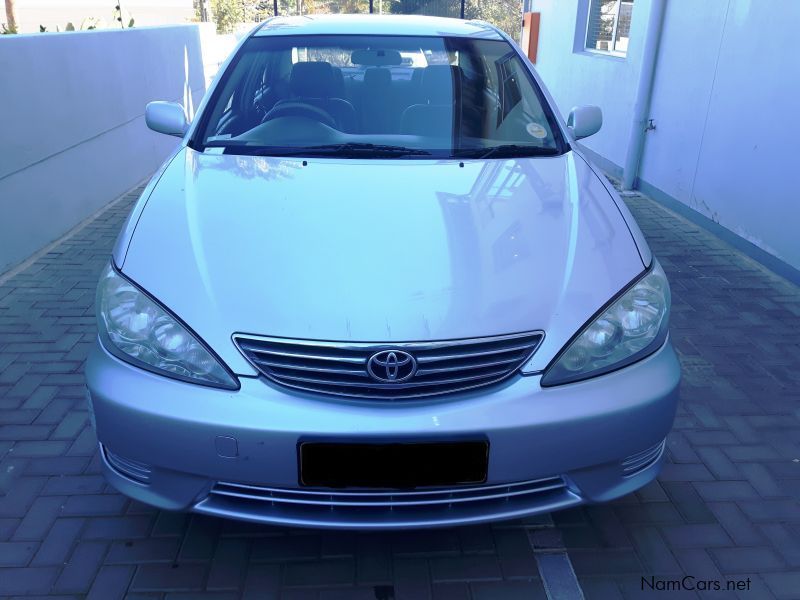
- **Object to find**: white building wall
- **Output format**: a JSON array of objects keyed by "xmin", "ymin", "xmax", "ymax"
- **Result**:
[
  {"xmin": 0, "ymin": 25, "xmax": 205, "ymax": 274},
  {"xmin": 532, "ymin": 0, "xmax": 800, "ymax": 272},
  {"xmin": 636, "ymin": 0, "xmax": 729, "ymax": 204},
  {"xmin": 532, "ymin": 0, "xmax": 654, "ymax": 169},
  {"xmin": 641, "ymin": 0, "xmax": 800, "ymax": 267}
]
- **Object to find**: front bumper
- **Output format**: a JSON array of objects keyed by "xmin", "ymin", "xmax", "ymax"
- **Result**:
[{"xmin": 85, "ymin": 336, "xmax": 680, "ymax": 529}]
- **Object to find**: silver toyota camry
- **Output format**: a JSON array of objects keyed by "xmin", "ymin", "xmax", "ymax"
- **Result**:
[{"xmin": 85, "ymin": 14, "xmax": 680, "ymax": 528}]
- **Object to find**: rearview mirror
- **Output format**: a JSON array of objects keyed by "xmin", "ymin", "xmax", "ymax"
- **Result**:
[
  {"xmin": 351, "ymin": 49, "xmax": 402, "ymax": 66},
  {"xmin": 145, "ymin": 101, "xmax": 188, "ymax": 137},
  {"xmin": 567, "ymin": 105, "xmax": 602, "ymax": 140}
]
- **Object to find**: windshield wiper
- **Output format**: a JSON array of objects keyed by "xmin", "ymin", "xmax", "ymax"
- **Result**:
[
  {"xmin": 455, "ymin": 145, "xmax": 561, "ymax": 159},
  {"xmin": 306, "ymin": 143, "xmax": 432, "ymax": 157},
  {"xmin": 203, "ymin": 140, "xmax": 431, "ymax": 158}
]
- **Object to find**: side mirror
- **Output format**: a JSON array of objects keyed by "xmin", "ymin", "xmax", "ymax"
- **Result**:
[
  {"xmin": 145, "ymin": 101, "xmax": 188, "ymax": 137},
  {"xmin": 567, "ymin": 105, "xmax": 602, "ymax": 140}
]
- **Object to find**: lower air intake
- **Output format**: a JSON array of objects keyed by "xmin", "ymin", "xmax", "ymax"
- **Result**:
[
  {"xmin": 103, "ymin": 445, "xmax": 152, "ymax": 484},
  {"xmin": 622, "ymin": 439, "xmax": 666, "ymax": 477}
]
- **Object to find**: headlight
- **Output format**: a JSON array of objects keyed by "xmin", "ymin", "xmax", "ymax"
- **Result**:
[
  {"xmin": 96, "ymin": 263, "xmax": 238, "ymax": 390},
  {"xmin": 540, "ymin": 260, "xmax": 670, "ymax": 386}
]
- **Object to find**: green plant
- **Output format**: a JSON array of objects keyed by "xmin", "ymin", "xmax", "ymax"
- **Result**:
[
  {"xmin": 194, "ymin": 0, "xmax": 213, "ymax": 21},
  {"xmin": 113, "ymin": 3, "xmax": 135, "ymax": 28},
  {"xmin": 211, "ymin": 0, "xmax": 248, "ymax": 33},
  {"xmin": 4, "ymin": 0, "xmax": 17, "ymax": 33},
  {"xmin": 38, "ymin": 18, "xmax": 99, "ymax": 33},
  {"xmin": 464, "ymin": 0, "xmax": 522, "ymax": 41}
]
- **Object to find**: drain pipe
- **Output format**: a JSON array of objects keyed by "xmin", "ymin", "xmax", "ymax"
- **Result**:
[{"xmin": 622, "ymin": 0, "xmax": 667, "ymax": 190}]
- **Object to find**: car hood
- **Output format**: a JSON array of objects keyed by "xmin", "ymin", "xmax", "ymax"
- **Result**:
[{"xmin": 120, "ymin": 147, "xmax": 646, "ymax": 375}]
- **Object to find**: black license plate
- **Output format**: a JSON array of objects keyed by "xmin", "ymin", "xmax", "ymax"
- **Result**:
[{"xmin": 299, "ymin": 441, "xmax": 489, "ymax": 488}]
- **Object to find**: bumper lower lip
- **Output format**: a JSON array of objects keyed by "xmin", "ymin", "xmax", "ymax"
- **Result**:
[
  {"xmin": 193, "ymin": 476, "xmax": 585, "ymax": 529},
  {"xmin": 86, "ymin": 335, "xmax": 680, "ymax": 528}
]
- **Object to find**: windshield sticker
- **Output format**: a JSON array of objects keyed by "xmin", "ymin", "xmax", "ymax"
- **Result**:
[{"xmin": 526, "ymin": 123, "xmax": 548, "ymax": 139}]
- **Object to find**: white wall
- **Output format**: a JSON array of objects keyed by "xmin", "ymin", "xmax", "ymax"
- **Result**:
[
  {"xmin": 533, "ymin": 0, "xmax": 654, "ymax": 169},
  {"xmin": 0, "ymin": 25, "xmax": 205, "ymax": 274},
  {"xmin": 641, "ymin": 0, "xmax": 800, "ymax": 267},
  {"xmin": 532, "ymin": 0, "xmax": 800, "ymax": 273}
]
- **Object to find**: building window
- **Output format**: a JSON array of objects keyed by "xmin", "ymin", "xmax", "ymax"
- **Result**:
[{"xmin": 585, "ymin": 0, "xmax": 634, "ymax": 57}]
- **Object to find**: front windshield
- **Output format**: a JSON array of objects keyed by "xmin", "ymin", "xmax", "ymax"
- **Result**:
[{"xmin": 193, "ymin": 34, "xmax": 566, "ymax": 159}]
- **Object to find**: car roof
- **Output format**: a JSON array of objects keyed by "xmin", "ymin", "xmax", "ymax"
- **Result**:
[{"xmin": 252, "ymin": 14, "xmax": 505, "ymax": 40}]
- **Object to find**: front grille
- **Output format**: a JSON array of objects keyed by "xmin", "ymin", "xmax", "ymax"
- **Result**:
[
  {"xmin": 194, "ymin": 476, "xmax": 580, "ymax": 528},
  {"xmin": 234, "ymin": 331, "xmax": 544, "ymax": 399}
]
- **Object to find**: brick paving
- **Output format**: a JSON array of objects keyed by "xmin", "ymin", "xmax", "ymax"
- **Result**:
[{"xmin": 0, "ymin": 179, "xmax": 798, "ymax": 599}]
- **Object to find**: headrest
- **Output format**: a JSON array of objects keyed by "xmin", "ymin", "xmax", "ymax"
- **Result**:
[
  {"xmin": 290, "ymin": 61, "xmax": 336, "ymax": 98},
  {"xmin": 421, "ymin": 65, "xmax": 461, "ymax": 104},
  {"xmin": 363, "ymin": 68, "xmax": 392, "ymax": 87},
  {"xmin": 331, "ymin": 67, "xmax": 346, "ymax": 98}
]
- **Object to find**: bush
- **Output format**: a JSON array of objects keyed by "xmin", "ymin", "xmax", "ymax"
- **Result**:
[{"xmin": 212, "ymin": 0, "xmax": 248, "ymax": 33}]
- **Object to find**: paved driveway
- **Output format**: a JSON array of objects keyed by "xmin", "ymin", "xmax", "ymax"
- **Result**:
[{"xmin": 0, "ymin": 180, "xmax": 798, "ymax": 599}]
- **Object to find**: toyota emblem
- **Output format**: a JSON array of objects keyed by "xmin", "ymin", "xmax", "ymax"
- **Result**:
[{"xmin": 367, "ymin": 350, "xmax": 417, "ymax": 383}]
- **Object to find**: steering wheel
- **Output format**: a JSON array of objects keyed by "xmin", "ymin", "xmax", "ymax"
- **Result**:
[{"xmin": 262, "ymin": 102, "xmax": 336, "ymax": 128}]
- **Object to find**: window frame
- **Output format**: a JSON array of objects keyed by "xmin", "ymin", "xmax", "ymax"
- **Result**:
[{"xmin": 584, "ymin": 0, "xmax": 633, "ymax": 58}]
